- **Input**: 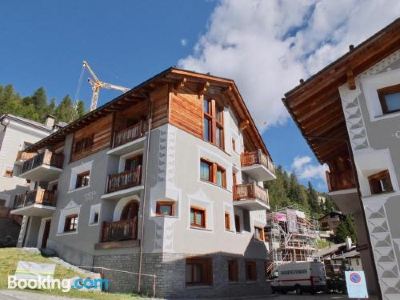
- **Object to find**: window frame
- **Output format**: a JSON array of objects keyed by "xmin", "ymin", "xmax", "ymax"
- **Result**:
[
  {"xmin": 200, "ymin": 159, "xmax": 213, "ymax": 182},
  {"xmin": 202, "ymin": 98, "xmax": 224, "ymax": 150},
  {"xmin": 156, "ymin": 201, "xmax": 175, "ymax": 217},
  {"xmin": 254, "ymin": 226, "xmax": 265, "ymax": 242},
  {"xmin": 228, "ymin": 259, "xmax": 239, "ymax": 282},
  {"xmin": 73, "ymin": 135, "xmax": 94, "ymax": 155},
  {"xmin": 368, "ymin": 170, "xmax": 394, "ymax": 195},
  {"xmin": 64, "ymin": 214, "xmax": 78, "ymax": 232},
  {"xmin": 200, "ymin": 158, "xmax": 226, "ymax": 188},
  {"xmin": 378, "ymin": 83, "xmax": 400, "ymax": 115},
  {"xmin": 245, "ymin": 261, "xmax": 257, "ymax": 281},
  {"xmin": 75, "ymin": 170, "xmax": 90, "ymax": 189},
  {"xmin": 186, "ymin": 257, "xmax": 213, "ymax": 286},
  {"xmin": 190, "ymin": 206, "xmax": 206, "ymax": 228}
]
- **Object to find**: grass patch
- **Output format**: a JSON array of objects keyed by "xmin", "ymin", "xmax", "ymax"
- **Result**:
[{"xmin": 0, "ymin": 248, "xmax": 142, "ymax": 299}]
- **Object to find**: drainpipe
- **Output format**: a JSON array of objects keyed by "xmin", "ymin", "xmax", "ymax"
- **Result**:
[{"xmin": 137, "ymin": 97, "xmax": 153, "ymax": 293}]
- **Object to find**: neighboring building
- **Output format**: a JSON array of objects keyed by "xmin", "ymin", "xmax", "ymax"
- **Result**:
[
  {"xmin": 10, "ymin": 68, "xmax": 276, "ymax": 298},
  {"xmin": 319, "ymin": 211, "xmax": 344, "ymax": 235},
  {"xmin": 265, "ymin": 208, "xmax": 318, "ymax": 275},
  {"xmin": 284, "ymin": 18, "xmax": 400, "ymax": 298}
]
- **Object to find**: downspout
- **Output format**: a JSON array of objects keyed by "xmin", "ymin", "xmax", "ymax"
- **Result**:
[{"xmin": 137, "ymin": 97, "xmax": 153, "ymax": 293}]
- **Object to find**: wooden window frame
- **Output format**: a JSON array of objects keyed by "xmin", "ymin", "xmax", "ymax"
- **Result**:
[
  {"xmin": 200, "ymin": 158, "xmax": 226, "ymax": 188},
  {"xmin": 245, "ymin": 261, "xmax": 257, "ymax": 281},
  {"xmin": 156, "ymin": 201, "xmax": 175, "ymax": 217},
  {"xmin": 254, "ymin": 226, "xmax": 265, "ymax": 241},
  {"xmin": 228, "ymin": 259, "xmax": 239, "ymax": 282},
  {"xmin": 186, "ymin": 257, "xmax": 213, "ymax": 286},
  {"xmin": 368, "ymin": 170, "xmax": 394, "ymax": 195},
  {"xmin": 75, "ymin": 171, "xmax": 90, "ymax": 189},
  {"xmin": 225, "ymin": 212, "xmax": 231, "ymax": 231},
  {"xmin": 73, "ymin": 135, "xmax": 94, "ymax": 155},
  {"xmin": 64, "ymin": 214, "xmax": 78, "ymax": 232},
  {"xmin": 378, "ymin": 83, "xmax": 400, "ymax": 115},
  {"xmin": 202, "ymin": 98, "xmax": 224, "ymax": 150},
  {"xmin": 190, "ymin": 206, "xmax": 206, "ymax": 228}
]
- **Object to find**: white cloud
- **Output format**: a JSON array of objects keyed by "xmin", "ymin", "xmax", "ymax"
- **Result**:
[
  {"xmin": 178, "ymin": 0, "xmax": 400, "ymax": 131},
  {"xmin": 291, "ymin": 155, "xmax": 328, "ymax": 182},
  {"xmin": 180, "ymin": 38, "xmax": 188, "ymax": 47}
]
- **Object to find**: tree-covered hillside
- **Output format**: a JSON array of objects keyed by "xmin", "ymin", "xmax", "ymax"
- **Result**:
[{"xmin": 0, "ymin": 84, "xmax": 85, "ymax": 123}]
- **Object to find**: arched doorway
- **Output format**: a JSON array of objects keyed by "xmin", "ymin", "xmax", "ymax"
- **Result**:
[{"xmin": 121, "ymin": 200, "xmax": 138, "ymax": 220}]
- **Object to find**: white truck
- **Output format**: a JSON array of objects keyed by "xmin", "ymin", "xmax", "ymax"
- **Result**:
[{"xmin": 270, "ymin": 261, "xmax": 327, "ymax": 294}]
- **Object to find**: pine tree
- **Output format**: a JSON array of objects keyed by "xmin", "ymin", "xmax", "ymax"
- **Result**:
[
  {"xmin": 76, "ymin": 100, "xmax": 86, "ymax": 118},
  {"xmin": 54, "ymin": 95, "xmax": 75, "ymax": 122}
]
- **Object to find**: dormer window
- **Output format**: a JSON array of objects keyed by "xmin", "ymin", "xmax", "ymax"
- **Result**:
[
  {"xmin": 202, "ymin": 98, "xmax": 224, "ymax": 150},
  {"xmin": 378, "ymin": 84, "xmax": 400, "ymax": 115}
]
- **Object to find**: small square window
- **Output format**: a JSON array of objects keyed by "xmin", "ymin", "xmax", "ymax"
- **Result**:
[
  {"xmin": 76, "ymin": 171, "xmax": 90, "ymax": 189},
  {"xmin": 156, "ymin": 201, "xmax": 175, "ymax": 216},
  {"xmin": 64, "ymin": 214, "xmax": 78, "ymax": 232},
  {"xmin": 200, "ymin": 160, "xmax": 212, "ymax": 182},
  {"xmin": 191, "ymin": 207, "xmax": 206, "ymax": 228},
  {"xmin": 378, "ymin": 84, "xmax": 400, "ymax": 115},
  {"xmin": 368, "ymin": 170, "xmax": 393, "ymax": 195}
]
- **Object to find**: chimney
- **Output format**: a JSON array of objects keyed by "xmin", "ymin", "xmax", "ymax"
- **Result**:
[{"xmin": 45, "ymin": 115, "xmax": 55, "ymax": 128}]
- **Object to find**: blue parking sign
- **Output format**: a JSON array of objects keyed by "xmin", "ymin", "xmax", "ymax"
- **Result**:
[{"xmin": 345, "ymin": 271, "xmax": 369, "ymax": 299}]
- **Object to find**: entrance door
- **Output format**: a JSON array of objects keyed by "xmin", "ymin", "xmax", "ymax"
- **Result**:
[{"xmin": 41, "ymin": 220, "xmax": 51, "ymax": 249}]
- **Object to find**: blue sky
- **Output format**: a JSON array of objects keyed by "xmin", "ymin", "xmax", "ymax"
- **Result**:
[{"xmin": 1, "ymin": 0, "xmax": 399, "ymax": 191}]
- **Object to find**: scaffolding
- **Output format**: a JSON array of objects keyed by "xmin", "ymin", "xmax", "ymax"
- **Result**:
[{"xmin": 265, "ymin": 207, "xmax": 319, "ymax": 275}]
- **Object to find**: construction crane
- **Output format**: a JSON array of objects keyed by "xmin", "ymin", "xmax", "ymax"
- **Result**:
[{"xmin": 83, "ymin": 60, "xmax": 130, "ymax": 111}]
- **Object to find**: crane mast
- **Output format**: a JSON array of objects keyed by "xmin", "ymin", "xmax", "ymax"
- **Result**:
[{"xmin": 82, "ymin": 60, "xmax": 129, "ymax": 111}]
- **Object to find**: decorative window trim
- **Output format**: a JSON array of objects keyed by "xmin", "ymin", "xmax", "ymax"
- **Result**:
[
  {"xmin": 156, "ymin": 201, "xmax": 176, "ymax": 217},
  {"xmin": 75, "ymin": 170, "xmax": 90, "ymax": 189},
  {"xmin": 57, "ymin": 201, "xmax": 80, "ymax": 235},
  {"xmin": 377, "ymin": 83, "xmax": 400, "ymax": 115},
  {"xmin": 368, "ymin": 170, "xmax": 394, "ymax": 195},
  {"xmin": 190, "ymin": 206, "xmax": 206, "ymax": 229},
  {"xmin": 68, "ymin": 161, "xmax": 93, "ymax": 192},
  {"xmin": 64, "ymin": 214, "xmax": 78, "ymax": 233}
]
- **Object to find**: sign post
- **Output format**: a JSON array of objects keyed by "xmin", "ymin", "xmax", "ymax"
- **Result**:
[{"xmin": 345, "ymin": 271, "xmax": 369, "ymax": 299}]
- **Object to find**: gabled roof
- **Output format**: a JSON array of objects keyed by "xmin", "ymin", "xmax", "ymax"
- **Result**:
[
  {"xmin": 0, "ymin": 114, "xmax": 53, "ymax": 133},
  {"xmin": 283, "ymin": 18, "xmax": 400, "ymax": 163},
  {"xmin": 26, "ymin": 67, "xmax": 271, "ymax": 158}
]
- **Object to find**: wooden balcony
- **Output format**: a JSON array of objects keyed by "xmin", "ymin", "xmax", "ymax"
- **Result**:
[
  {"xmin": 241, "ymin": 150, "xmax": 275, "ymax": 181},
  {"xmin": 102, "ymin": 167, "xmax": 143, "ymax": 200},
  {"xmin": 233, "ymin": 183, "xmax": 270, "ymax": 210},
  {"xmin": 108, "ymin": 121, "xmax": 146, "ymax": 156},
  {"xmin": 326, "ymin": 169, "xmax": 356, "ymax": 192},
  {"xmin": 18, "ymin": 149, "xmax": 64, "ymax": 182},
  {"xmin": 15, "ymin": 151, "xmax": 37, "ymax": 164},
  {"xmin": 11, "ymin": 188, "xmax": 57, "ymax": 217},
  {"xmin": 101, "ymin": 218, "xmax": 138, "ymax": 242}
]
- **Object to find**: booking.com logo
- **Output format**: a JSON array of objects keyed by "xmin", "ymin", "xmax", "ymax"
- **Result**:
[{"xmin": 8, "ymin": 276, "xmax": 109, "ymax": 292}]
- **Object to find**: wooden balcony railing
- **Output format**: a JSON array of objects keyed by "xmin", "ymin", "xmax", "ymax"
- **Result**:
[
  {"xmin": 233, "ymin": 183, "xmax": 269, "ymax": 206},
  {"xmin": 241, "ymin": 150, "xmax": 275, "ymax": 174},
  {"xmin": 106, "ymin": 166, "xmax": 142, "ymax": 193},
  {"xmin": 21, "ymin": 149, "xmax": 64, "ymax": 174},
  {"xmin": 101, "ymin": 218, "xmax": 138, "ymax": 242},
  {"xmin": 16, "ymin": 151, "xmax": 37, "ymax": 162},
  {"xmin": 113, "ymin": 121, "xmax": 145, "ymax": 148},
  {"xmin": 13, "ymin": 188, "xmax": 57, "ymax": 209},
  {"xmin": 326, "ymin": 169, "xmax": 356, "ymax": 192}
]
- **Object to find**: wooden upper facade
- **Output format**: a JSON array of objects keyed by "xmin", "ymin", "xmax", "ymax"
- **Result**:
[
  {"xmin": 23, "ymin": 68, "xmax": 272, "ymax": 163},
  {"xmin": 283, "ymin": 18, "xmax": 400, "ymax": 192}
]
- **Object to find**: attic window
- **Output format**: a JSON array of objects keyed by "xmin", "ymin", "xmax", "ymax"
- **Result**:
[
  {"xmin": 202, "ymin": 98, "xmax": 224, "ymax": 150},
  {"xmin": 378, "ymin": 84, "xmax": 400, "ymax": 115}
]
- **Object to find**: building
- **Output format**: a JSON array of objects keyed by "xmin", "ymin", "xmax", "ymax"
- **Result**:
[
  {"xmin": 265, "ymin": 208, "xmax": 318, "ymax": 275},
  {"xmin": 284, "ymin": 18, "xmax": 400, "ymax": 298},
  {"xmin": 319, "ymin": 211, "xmax": 344, "ymax": 236},
  {"xmin": 10, "ymin": 68, "xmax": 276, "ymax": 298}
]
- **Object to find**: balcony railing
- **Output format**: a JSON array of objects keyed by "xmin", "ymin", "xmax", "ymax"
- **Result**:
[
  {"xmin": 16, "ymin": 151, "xmax": 37, "ymax": 162},
  {"xmin": 326, "ymin": 169, "xmax": 356, "ymax": 192},
  {"xmin": 101, "ymin": 218, "xmax": 138, "ymax": 242},
  {"xmin": 13, "ymin": 188, "xmax": 57, "ymax": 209},
  {"xmin": 113, "ymin": 121, "xmax": 145, "ymax": 148},
  {"xmin": 241, "ymin": 150, "xmax": 275, "ymax": 174},
  {"xmin": 233, "ymin": 183, "xmax": 269, "ymax": 206},
  {"xmin": 106, "ymin": 166, "xmax": 142, "ymax": 193},
  {"xmin": 21, "ymin": 149, "xmax": 64, "ymax": 174}
]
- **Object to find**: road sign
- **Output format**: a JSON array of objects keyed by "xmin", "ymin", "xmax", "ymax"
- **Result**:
[{"xmin": 345, "ymin": 271, "xmax": 369, "ymax": 299}]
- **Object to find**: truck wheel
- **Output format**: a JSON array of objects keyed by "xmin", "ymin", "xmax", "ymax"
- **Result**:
[{"xmin": 295, "ymin": 285, "xmax": 302, "ymax": 295}]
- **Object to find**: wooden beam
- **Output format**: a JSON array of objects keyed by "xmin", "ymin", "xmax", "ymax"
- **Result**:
[
  {"xmin": 198, "ymin": 81, "xmax": 210, "ymax": 97},
  {"xmin": 240, "ymin": 120, "xmax": 250, "ymax": 131},
  {"xmin": 174, "ymin": 77, "xmax": 187, "ymax": 91},
  {"xmin": 346, "ymin": 68, "xmax": 356, "ymax": 90}
]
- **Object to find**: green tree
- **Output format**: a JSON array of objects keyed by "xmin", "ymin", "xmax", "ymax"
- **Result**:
[
  {"xmin": 335, "ymin": 215, "xmax": 356, "ymax": 243},
  {"xmin": 54, "ymin": 95, "xmax": 75, "ymax": 122},
  {"xmin": 76, "ymin": 100, "xmax": 86, "ymax": 118}
]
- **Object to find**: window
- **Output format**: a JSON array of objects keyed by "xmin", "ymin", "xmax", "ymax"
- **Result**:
[
  {"xmin": 200, "ymin": 158, "xmax": 226, "ymax": 188},
  {"xmin": 225, "ymin": 212, "xmax": 231, "ymax": 230},
  {"xmin": 368, "ymin": 170, "xmax": 393, "ymax": 195},
  {"xmin": 228, "ymin": 260, "xmax": 239, "ymax": 282},
  {"xmin": 186, "ymin": 257, "xmax": 212, "ymax": 285},
  {"xmin": 191, "ymin": 207, "xmax": 206, "ymax": 228},
  {"xmin": 73, "ymin": 135, "xmax": 94, "ymax": 154},
  {"xmin": 245, "ymin": 261, "xmax": 257, "ymax": 281},
  {"xmin": 64, "ymin": 214, "xmax": 78, "ymax": 232},
  {"xmin": 200, "ymin": 159, "xmax": 212, "ymax": 182},
  {"xmin": 232, "ymin": 138, "xmax": 236, "ymax": 152},
  {"xmin": 156, "ymin": 201, "xmax": 175, "ymax": 216},
  {"xmin": 254, "ymin": 226, "xmax": 264, "ymax": 241},
  {"xmin": 202, "ymin": 98, "xmax": 224, "ymax": 149},
  {"xmin": 378, "ymin": 84, "xmax": 400, "ymax": 114},
  {"xmin": 3, "ymin": 169, "xmax": 13, "ymax": 177},
  {"xmin": 93, "ymin": 212, "xmax": 99, "ymax": 224},
  {"xmin": 235, "ymin": 215, "xmax": 241, "ymax": 232},
  {"xmin": 75, "ymin": 171, "xmax": 90, "ymax": 189}
]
